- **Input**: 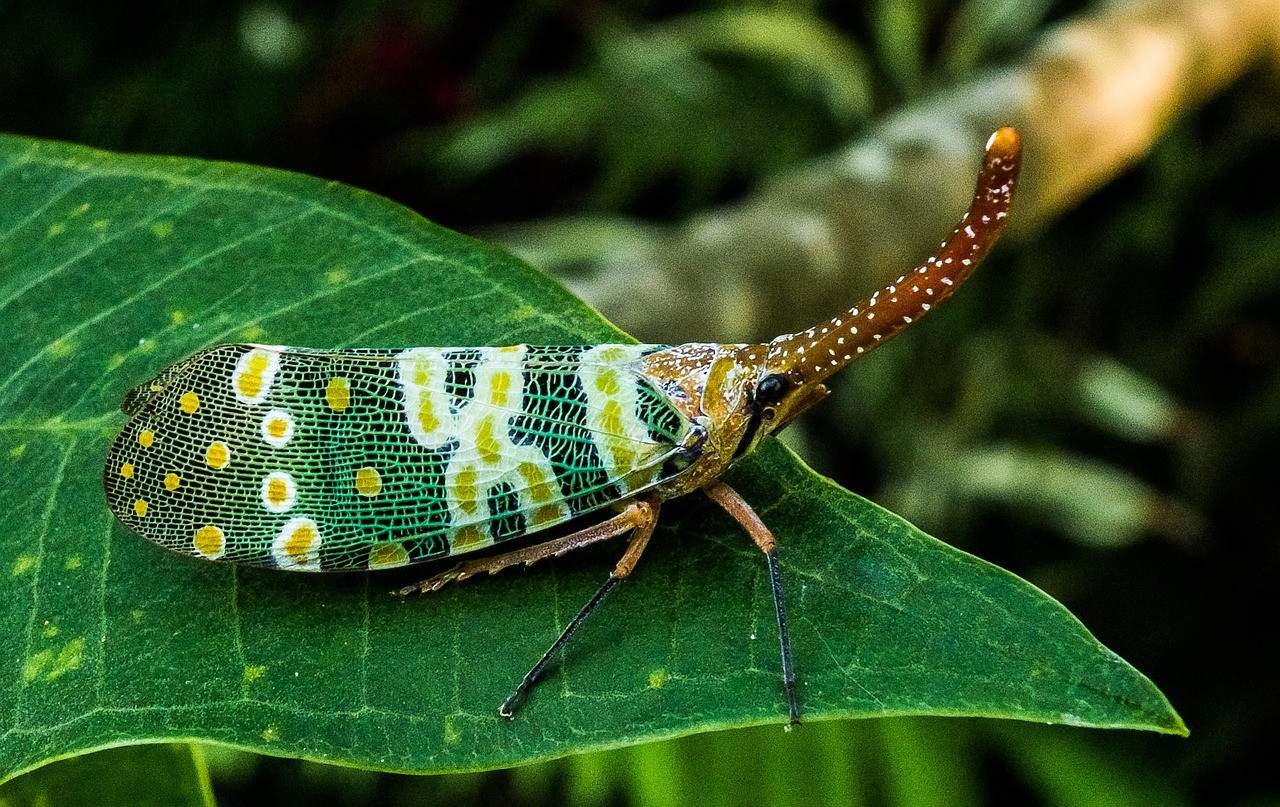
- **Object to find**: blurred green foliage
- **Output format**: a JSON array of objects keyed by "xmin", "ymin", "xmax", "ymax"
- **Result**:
[{"xmin": 2, "ymin": 0, "xmax": 1277, "ymax": 805}]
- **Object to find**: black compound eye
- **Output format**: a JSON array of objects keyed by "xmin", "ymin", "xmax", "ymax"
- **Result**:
[{"xmin": 756, "ymin": 374, "xmax": 790, "ymax": 406}]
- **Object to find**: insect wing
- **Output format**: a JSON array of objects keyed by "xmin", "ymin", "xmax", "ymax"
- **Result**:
[{"xmin": 104, "ymin": 343, "xmax": 692, "ymax": 572}]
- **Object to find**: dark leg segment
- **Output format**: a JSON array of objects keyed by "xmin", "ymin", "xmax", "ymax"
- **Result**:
[
  {"xmin": 703, "ymin": 480, "xmax": 801, "ymax": 726},
  {"xmin": 500, "ymin": 497, "xmax": 662, "ymax": 718}
]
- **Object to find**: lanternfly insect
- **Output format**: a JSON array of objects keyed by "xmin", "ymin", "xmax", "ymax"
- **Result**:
[{"xmin": 105, "ymin": 128, "xmax": 1021, "ymax": 724}]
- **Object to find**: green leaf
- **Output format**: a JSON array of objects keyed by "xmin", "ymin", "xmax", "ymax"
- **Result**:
[
  {"xmin": 0, "ymin": 133, "xmax": 1184, "ymax": 784},
  {"xmin": 0, "ymin": 743, "xmax": 213, "ymax": 807}
]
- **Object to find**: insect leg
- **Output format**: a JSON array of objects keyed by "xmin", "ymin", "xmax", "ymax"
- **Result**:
[
  {"xmin": 500, "ymin": 496, "xmax": 662, "ymax": 719},
  {"xmin": 397, "ymin": 499, "xmax": 657, "ymax": 596},
  {"xmin": 702, "ymin": 480, "xmax": 800, "ymax": 726}
]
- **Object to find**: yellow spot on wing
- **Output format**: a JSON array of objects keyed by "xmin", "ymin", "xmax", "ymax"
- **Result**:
[
  {"xmin": 194, "ymin": 525, "xmax": 226, "ymax": 559},
  {"xmin": 601, "ymin": 400, "xmax": 624, "ymax": 435},
  {"xmin": 206, "ymin": 442, "xmax": 230, "ymax": 469},
  {"xmin": 120, "ymin": 462, "xmax": 134, "ymax": 479},
  {"xmin": 452, "ymin": 524, "xmax": 485, "ymax": 549},
  {"xmin": 355, "ymin": 467, "xmax": 383, "ymax": 497},
  {"xmin": 517, "ymin": 462, "xmax": 554, "ymax": 503},
  {"xmin": 180, "ymin": 391, "xmax": 199, "ymax": 413},
  {"xmin": 134, "ymin": 499, "xmax": 148, "ymax": 517},
  {"xmin": 368, "ymin": 542, "xmax": 409, "ymax": 569},
  {"xmin": 490, "ymin": 371, "xmax": 511, "ymax": 406},
  {"xmin": 284, "ymin": 523, "xmax": 316, "ymax": 560},
  {"xmin": 325, "ymin": 377, "xmax": 350, "ymax": 412},
  {"xmin": 455, "ymin": 468, "xmax": 478, "ymax": 515},
  {"xmin": 532, "ymin": 505, "xmax": 563, "ymax": 526},
  {"xmin": 261, "ymin": 472, "xmax": 297, "ymax": 513},
  {"xmin": 595, "ymin": 370, "xmax": 620, "ymax": 395},
  {"xmin": 164, "ymin": 473, "xmax": 180, "ymax": 491},
  {"xmin": 476, "ymin": 418, "xmax": 502, "ymax": 464},
  {"xmin": 238, "ymin": 352, "xmax": 270, "ymax": 399},
  {"xmin": 138, "ymin": 429, "xmax": 154, "ymax": 447},
  {"xmin": 266, "ymin": 478, "xmax": 288, "ymax": 504},
  {"xmin": 418, "ymin": 399, "xmax": 439, "ymax": 433}
]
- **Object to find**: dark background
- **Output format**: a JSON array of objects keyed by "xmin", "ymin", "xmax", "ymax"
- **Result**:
[{"xmin": 2, "ymin": 2, "xmax": 1277, "ymax": 805}]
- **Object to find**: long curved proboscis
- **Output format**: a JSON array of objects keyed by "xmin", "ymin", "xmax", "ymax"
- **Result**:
[{"xmin": 765, "ymin": 127, "xmax": 1022, "ymax": 385}]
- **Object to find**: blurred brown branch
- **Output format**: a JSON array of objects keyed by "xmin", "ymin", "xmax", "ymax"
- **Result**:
[{"xmin": 497, "ymin": 0, "xmax": 1280, "ymax": 344}]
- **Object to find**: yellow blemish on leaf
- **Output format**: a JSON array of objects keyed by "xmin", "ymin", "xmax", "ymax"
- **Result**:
[
  {"xmin": 12, "ymin": 555, "xmax": 36, "ymax": 576},
  {"xmin": 262, "ymin": 725, "xmax": 281, "ymax": 742},
  {"xmin": 595, "ymin": 370, "xmax": 620, "ymax": 395},
  {"xmin": 47, "ymin": 222, "xmax": 66, "ymax": 237},
  {"xmin": 50, "ymin": 337, "xmax": 75, "ymax": 358},
  {"xmin": 206, "ymin": 442, "xmax": 230, "ymax": 469},
  {"xmin": 139, "ymin": 429, "xmax": 155, "ymax": 448},
  {"xmin": 131, "ymin": 609, "xmax": 145, "ymax": 622},
  {"xmin": 180, "ymin": 391, "xmax": 199, "ymax": 413},
  {"xmin": 368, "ymin": 542, "xmax": 409, "ymax": 569},
  {"xmin": 326, "ymin": 268, "xmax": 349, "ymax": 285},
  {"xmin": 444, "ymin": 716, "xmax": 461, "ymax": 745},
  {"xmin": 22, "ymin": 649, "xmax": 52, "ymax": 682},
  {"xmin": 106, "ymin": 353, "xmax": 125, "ymax": 371},
  {"xmin": 325, "ymin": 377, "xmax": 350, "ymax": 412},
  {"xmin": 151, "ymin": 220, "xmax": 174, "ymax": 239},
  {"xmin": 355, "ymin": 467, "xmax": 383, "ymax": 497},
  {"xmin": 43, "ymin": 623, "xmax": 58, "ymax": 639},
  {"xmin": 240, "ymin": 325, "xmax": 265, "ymax": 342},
  {"xmin": 648, "ymin": 668, "xmax": 670, "ymax": 689},
  {"xmin": 452, "ymin": 524, "xmax": 485, "ymax": 549},
  {"xmin": 490, "ymin": 372, "xmax": 511, "ymax": 407},
  {"xmin": 455, "ymin": 468, "xmax": 478, "ymax": 515},
  {"xmin": 170, "ymin": 309, "xmax": 186, "ymax": 325},
  {"xmin": 510, "ymin": 305, "xmax": 537, "ymax": 322},
  {"xmin": 120, "ymin": 462, "xmax": 134, "ymax": 479},
  {"xmin": 164, "ymin": 473, "xmax": 181, "ymax": 491},
  {"xmin": 476, "ymin": 418, "xmax": 502, "ymax": 464},
  {"xmin": 194, "ymin": 525, "xmax": 225, "ymax": 557},
  {"xmin": 244, "ymin": 664, "xmax": 267, "ymax": 683},
  {"xmin": 92, "ymin": 219, "xmax": 109, "ymax": 230},
  {"xmin": 64, "ymin": 555, "xmax": 82, "ymax": 571},
  {"xmin": 134, "ymin": 499, "xmax": 148, "ymax": 517},
  {"xmin": 45, "ymin": 637, "xmax": 85, "ymax": 681},
  {"xmin": 9, "ymin": 443, "xmax": 26, "ymax": 459}
]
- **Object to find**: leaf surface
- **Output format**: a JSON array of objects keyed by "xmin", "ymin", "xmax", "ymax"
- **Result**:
[{"xmin": 0, "ymin": 133, "xmax": 1184, "ymax": 784}]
